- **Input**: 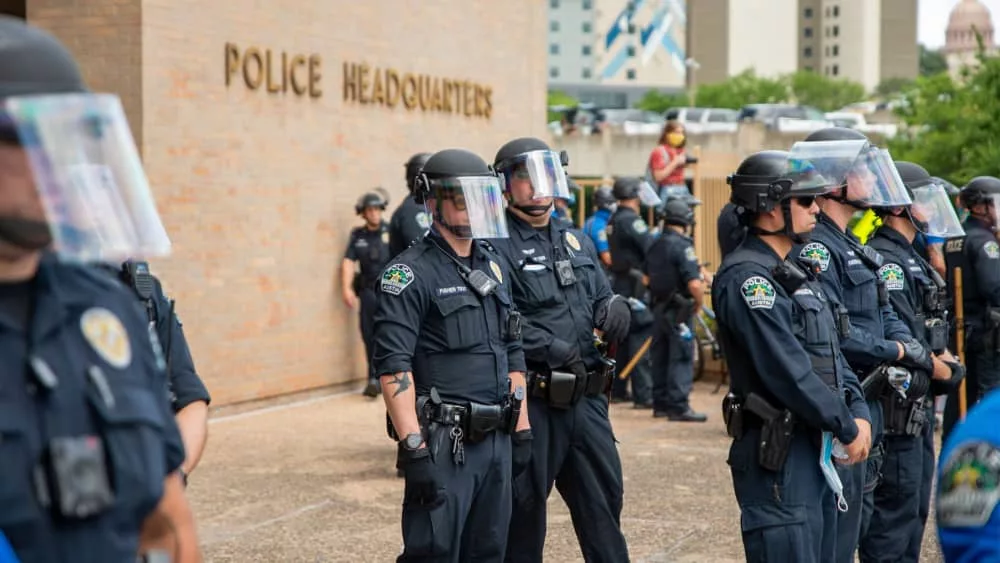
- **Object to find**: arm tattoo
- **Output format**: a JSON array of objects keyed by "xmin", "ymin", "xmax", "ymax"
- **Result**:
[{"xmin": 389, "ymin": 372, "xmax": 412, "ymax": 398}]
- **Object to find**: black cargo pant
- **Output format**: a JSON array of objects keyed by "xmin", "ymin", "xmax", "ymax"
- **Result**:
[
  {"xmin": 505, "ymin": 396, "xmax": 629, "ymax": 562},
  {"xmin": 399, "ymin": 429, "xmax": 512, "ymax": 562},
  {"xmin": 359, "ymin": 286, "xmax": 378, "ymax": 379}
]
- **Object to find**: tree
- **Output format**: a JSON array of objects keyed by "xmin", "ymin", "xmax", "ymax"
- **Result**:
[
  {"xmin": 634, "ymin": 89, "xmax": 690, "ymax": 114},
  {"xmin": 919, "ymin": 44, "xmax": 948, "ymax": 77},
  {"xmin": 547, "ymin": 90, "xmax": 579, "ymax": 123},
  {"xmin": 694, "ymin": 69, "xmax": 788, "ymax": 109},
  {"xmin": 787, "ymin": 70, "xmax": 866, "ymax": 111},
  {"xmin": 874, "ymin": 77, "xmax": 916, "ymax": 98},
  {"xmin": 889, "ymin": 51, "xmax": 1000, "ymax": 186}
]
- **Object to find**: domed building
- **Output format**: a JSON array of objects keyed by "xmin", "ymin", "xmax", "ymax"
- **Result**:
[{"xmin": 944, "ymin": 0, "xmax": 996, "ymax": 79}]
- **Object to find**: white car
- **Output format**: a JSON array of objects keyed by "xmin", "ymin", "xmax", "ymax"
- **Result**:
[{"xmin": 664, "ymin": 107, "xmax": 739, "ymax": 134}]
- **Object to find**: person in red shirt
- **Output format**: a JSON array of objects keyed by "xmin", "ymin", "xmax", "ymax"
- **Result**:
[{"xmin": 648, "ymin": 121, "xmax": 690, "ymax": 204}]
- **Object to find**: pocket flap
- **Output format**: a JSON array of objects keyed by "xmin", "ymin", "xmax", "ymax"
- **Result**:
[
  {"xmin": 88, "ymin": 386, "xmax": 167, "ymax": 429},
  {"xmin": 740, "ymin": 502, "xmax": 808, "ymax": 532},
  {"xmin": 434, "ymin": 294, "xmax": 480, "ymax": 317},
  {"xmin": 0, "ymin": 403, "xmax": 31, "ymax": 435},
  {"xmin": 845, "ymin": 266, "xmax": 874, "ymax": 287}
]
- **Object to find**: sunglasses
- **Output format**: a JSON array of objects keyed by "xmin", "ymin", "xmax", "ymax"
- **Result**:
[{"xmin": 792, "ymin": 196, "xmax": 817, "ymax": 207}]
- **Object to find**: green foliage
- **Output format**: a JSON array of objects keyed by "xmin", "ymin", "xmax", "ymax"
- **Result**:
[
  {"xmin": 888, "ymin": 51, "xmax": 1000, "ymax": 186},
  {"xmin": 547, "ymin": 90, "xmax": 579, "ymax": 122},
  {"xmin": 693, "ymin": 69, "xmax": 787, "ymax": 109},
  {"xmin": 873, "ymin": 77, "xmax": 916, "ymax": 98},
  {"xmin": 919, "ymin": 44, "xmax": 948, "ymax": 77},
  {"xmin": 787, "ymin": 70, "xmax": 866, "ymax": 111},
  {"xmin": 634, "ymin": 90, "xmax": 690, "ymax": 114}
]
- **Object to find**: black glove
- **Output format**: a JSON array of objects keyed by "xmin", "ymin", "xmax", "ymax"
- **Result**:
[
  {"xmin": 511, "ymin": 429, "xmax": 533, "ymax": 478},
  {"xmin": 548, "ymin": 339, "xmax": 587, "ymax": 378},
  {"xmin": 907, "ymin": 369, "xmax": 931, "ymax": 399},
  {"xmin": 397, "ymin": 446, "xmax": 443, "ymax": 508},
  {"xmin": 594, "ymin": 295, "xmax": 631, "ymax": 344},
  {"xmin": 897, "ymin": 339, "xmax": 933, "ymax": 374}
]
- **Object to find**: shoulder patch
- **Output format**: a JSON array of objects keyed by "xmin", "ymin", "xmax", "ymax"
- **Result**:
[
  {"xmin": 489, "ymin": 260, "xmax": 503, "ymax": 284},
  {"xmin": 937, "ymin": 440, "xmax": 1000, "ymax": 528},
  {"xmin": 80, "ymin": 307, "xmax": 132, "ymax": 369},
  {"xmin": 741, "ymin": 276, "xmax": 777, "ymax": 310},
  {"xmin": 984, "ymin": 241, "xmax": 1000, "ymax": 259},
  {"xmin": 632, "ymin": 218, "xmax": 648, "ymax": 234},
  {"xmin": 565, "ymin": 231, "xmax": 581, "ymax": 252},
  {"xmin": 684, "ymin": 246, "xmax": 698, "ymax": 262},
  {"xmin": 415, "ymin": 211, "xmax": 431, "ymax": 230},
  {"xmin": 381, "ymin": 231, "xmax": 390, "ymax": 245},
  {"xmin": 800, "ymin": 242, "xmax": 831, "ymax": 272},
  {"xmin": 381, "ymin": 264, "xmax": 415, "ymax": 295},
  {"xmin": 878, "ymin": 263, "xmax": 905, "ymax": 291}
]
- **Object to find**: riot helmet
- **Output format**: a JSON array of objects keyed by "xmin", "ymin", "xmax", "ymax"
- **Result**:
[
  {"xmin": 959, "ymin": 176, "xmax": 1000, "ymax": 230},
  {"xmin": 404, "ymin": 152, "xmax": 432, "ymax": 194},
  {"xmin": 661, "ymin": 196, "xmax": 694, "ymax": 227},
  {"xmin": 413, "ymin": 148, "xmax": 508, "ymax": 239},
  {"xmin": 493, "ymin": 137, "xmax": 570, "ymax": 217},
  {"xmin": 611, "ymin": 176, "xmax": 662, "ymax": 207},
  {"xmin": 877, "ymin": 161, "xmax": 964, "ymax": 239},
  {"xmin": 0, "ymin": 16, "xmax": 170, "ymax": 263},
  {"xmin": 355, "ymin": 190, "xmax": 388, "ymax": 215},
  {"xmin": 787, "ymin": 131, "xmax": 911, "ymax": 210},
  {"xmin": 593, "ymin": 186, "xmax": 616, "ymax": 211},
  {"xmin": 728, "ymin": 150, "xmax": 832, "ymax": 243}
]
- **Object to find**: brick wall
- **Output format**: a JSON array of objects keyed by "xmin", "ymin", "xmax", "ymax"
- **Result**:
[{"xmin": 49, "ymin": 0, "xmax": 544, "ymax": 406}]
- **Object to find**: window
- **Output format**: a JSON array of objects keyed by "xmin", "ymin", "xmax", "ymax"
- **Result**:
[
  {"xmin": 582, "ymin": 68, "xmax": 592, "ymax": 79},
  {"xmin": 550, "ymin": 44, "xmax": 559, "ymax": 55},
  {"xmin": 833, "ymin": 6, "xmax": 839, "ymax": 17},
  {"xmin": 582, "ymin": 45, "xmax": 592, "ymax": 56},
  {"xmin": 626, "ymin": 45, "xmax": 636, "ymax": 57},
  {"xmin": 550, "ymin": 0, "xmax": 559, "ymax": 7},
  {"xmin": 582, "ymin": 22, "xmax": 592, "ymax": 33},
  {"xmin": 626, "ymin": 69, "xmax": 636, "ymax": 80},
  {"xmin": 832, "ymin": 64, "xmax": 839, "ymax": 76},
  {"xmin": 582, "ymin": 0, "xmax": 592, "ymax": 8},
  {"xmin": 550, "ymin": 67, "xmax": 560, "ymax": 78},
  {"xmin": 832, "ymin": 45, "xmax": 839, "ymax": 56},
  {"xmin": 804, "ymin": 47, "xmax": 813, "ymax": 57},
  {"xmin": 833, "ymin": 25, "xmax": 839, "ymax": 37},
  {"xmin": 804, "ymin": 27, "xmax": 813, "ymax": 38},
  {"xmin": 804, "ymin": 7, "xmax": 813, "ymax": 18},
  {"xmin": 686, "ymin": 109, "xmax": 705, "ymax": 121},
  {"xmin": 550, "ymin": 21, "xmax": 559, "ymax": 32}
]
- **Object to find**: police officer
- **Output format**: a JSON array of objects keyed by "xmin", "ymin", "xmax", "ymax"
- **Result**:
[
  {"xmin": 714, "ymin": 150, "xmax": 872, "ymax": 562},
  {"xmin": 943, "ymin": 176, "xmax": 1000, "ymax": 438},
  {"xmin": 645, "ymin": 197, "xmax": 708, "ymax": 421},
  {"xmin": 607, "ymin": 177, "xmax": 661, "ymax": 406},
  {"xmin": 717, "ymin": 201, "xmax": 746, "ymax": 259},
  {"xmin": 790, "ymin": 128, "xmax": 931, "ymax": 562},
  {"xmin": 115, "ymin": 260, "xmax": 212, "ymax": 486},
  {"xmin": 0, "ymin": 16, "xmax": 201, "ymax": 561},
  {"xmin": 487, "ymin": 137, "xmax": 632, "ymax": 562},
  {"xmin": 389, "ymin": 152, "xmax": 433, "ymax": 258},
  {"xmin": 935, "ymin": 387, "xmax": 1000, "ymax": 562},
  {"xmin": 866, "ymin": 161, "xmax": 967, "ymax": 562},
  {"xmin": 550, "ymin": 177, "xmax": 577, "ymax": 229},
  {"xmin": 582, "ymin": 186, "xmax": 615, "ymax": 269},
  {"xmin": 342, "ymin": 190, "xmax": 391, "ymax": 397},
  {"xmin": 371, "ymin": 148, "xmax": 529, "ymax": 561}
]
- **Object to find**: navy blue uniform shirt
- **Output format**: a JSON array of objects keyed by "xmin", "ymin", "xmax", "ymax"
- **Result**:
[{"xmin": 388, "ymin": 195, "xmax": 431, "ymax": 259}]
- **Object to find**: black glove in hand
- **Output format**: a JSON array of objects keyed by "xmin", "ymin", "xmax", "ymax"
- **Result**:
[
  {"xmin": 594, "ymin": 295, "xmax": 631, "ymax": 344},
  {"xmin": 898, "ymin": 339, "xmax": 933, "ymax": 374},
  {"xmin": 511, "ymin": 429, "xmax": 533, "ymax": 478},
  {"xmin": 398, "ymin": 447, "xmax": 443, "ymax": 508},
  {"xmin": 549, "ymin": 339, "xmax": 587, "ymax": 377}
]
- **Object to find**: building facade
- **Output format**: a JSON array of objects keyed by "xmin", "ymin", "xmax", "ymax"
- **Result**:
[
  {"xmin": 944, "ymin": 0, "xmax": 996, "ymax": 80},
  {"xmin": 5, "ymin": 0, "xmax": 548, "ymax": 407},
  {"xmin": 548, "ymin": 0, "xmax": 687, "ymax": 107}
]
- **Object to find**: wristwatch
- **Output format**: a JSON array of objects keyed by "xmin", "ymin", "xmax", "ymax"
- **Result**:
[{"xmin": 401, "ymin": 433, "xmax": 424, "ymax": 451}]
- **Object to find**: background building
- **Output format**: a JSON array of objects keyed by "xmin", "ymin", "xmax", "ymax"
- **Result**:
[
  {"xmin": 2, "ymin": 0, "xmax": 548, "ymax": 407},
  {"xmin": 944, "ymin": 0, "xmax": 996, "ymax": 79},
  {"xmin": 548, "ymin": 0, "xmax": 687, "ymax": 107},
  {"xmin": 688, "ymin": 0, "xmax": 918, "ymax": 93}
]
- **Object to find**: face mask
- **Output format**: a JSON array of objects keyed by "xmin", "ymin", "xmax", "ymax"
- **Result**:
[
  {"xmin": 820, "ymin": 431, "xmax": 850, "ymax": 513},
  {"xmin": 0, "ymin": 217, "xmax": 52, "ymax": 251},
  {"xmin": 666, "ymin": 133, "xmax": 685, "ymax": 147}
]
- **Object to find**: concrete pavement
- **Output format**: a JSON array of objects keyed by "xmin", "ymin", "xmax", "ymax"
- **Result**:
[{"xmin": 189, "ymin": 381, "xmax": 945, "ymax": 562}]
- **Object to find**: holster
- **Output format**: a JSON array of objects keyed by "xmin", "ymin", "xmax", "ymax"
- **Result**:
[
  {"xmin": 861, "ymin": 364, "xmax": 889, "ymax": 402},
  {"xmin": 924, "ymin": 317, "xmax": 949, "ymax": 355},
  {"xmin": 745, "ymin": 393, "xmax": 795, "ymax": 472},
  {"xmin": 465, "ymin": 403, "xmax": 506, "ymax": 443},
  {"xmin": 881, "ymin": 394, "xmax": 926, "ymax": 436},
  {"xmin": 723, "ymin": 392, "xmax": 744, "ymax": 439},
  {"xmin": 528, "ymin": 368, "xmax": 608, "ymax": 409}
]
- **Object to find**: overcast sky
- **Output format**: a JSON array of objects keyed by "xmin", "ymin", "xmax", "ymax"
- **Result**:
[{"xmin": 919, "ymin": 0, "xmax": 1000, "ymax": 47}]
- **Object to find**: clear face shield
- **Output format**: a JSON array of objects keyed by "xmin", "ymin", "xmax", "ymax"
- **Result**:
[
  {"xmin": 496, "ymin": 150, "xmax": 570, "ymax": 214},
  {"xmin": 787, "ymin": 140, "xmax": 912, "ymax": 209},
  {"xmin": 2, "ymin": 93, "xmax": 170, "ymax": 263},
  {"xmin": 910, "ymin": 182, "xmax": 966, "ymax": 239},
  {"xmin": 426, "ymin": 176, "xmax": 509, "ymax": 239},
  {"xmin": 968, "ymin": 192, "xmax": 1000, "ymax": 229},
  {"xmin": 635, "ymin": 179, "xmax": 662, "ymax": 208}
]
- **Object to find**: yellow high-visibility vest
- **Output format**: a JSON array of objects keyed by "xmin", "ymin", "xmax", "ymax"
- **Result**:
[{"xmin": 852, "ymin": 209, "xmax": 882, "ymax": 244}]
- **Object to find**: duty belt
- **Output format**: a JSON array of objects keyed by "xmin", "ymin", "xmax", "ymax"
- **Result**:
[{"xmin": 526, "ymin": 367, "xmax": 611, "ymax": 408}]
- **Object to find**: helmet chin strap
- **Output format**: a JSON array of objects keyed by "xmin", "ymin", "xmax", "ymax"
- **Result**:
[
  {"xmin": 750, "ymin": 201, "xmax": 811, "ymax": 244},
  {"xmin": 826, "ymin": 185, "xmax": 868, "ymax": 210},
  {"xmin": 432, "ymin": 201, "xmax": 473, "ymax": 239},
  {"xmin": 0, "ymin": 217, "xmax": 53, "ymax": 251}
]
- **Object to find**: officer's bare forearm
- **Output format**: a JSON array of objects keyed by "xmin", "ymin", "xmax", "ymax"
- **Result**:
[
  {"xmin": 139, "ymin": 473, "xmax": 202, "ymax": 563},
  {"xmin": 509, "ymin": 371, "xmax": 530, "ymax": 431},
  {"xmin": 688, "ymin": 279, "xmax": 704, "ymax": 310},
  {"xmin": 380, "ymin": 371, "xmax": 422, "ymax": 438},
  {"xmin": 175, "ymin": 401, "xmax": 209, "ymax": 474},
  {"xmin": 339, "ymin": 259, "xmax": 355, "ymax": 296}
]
